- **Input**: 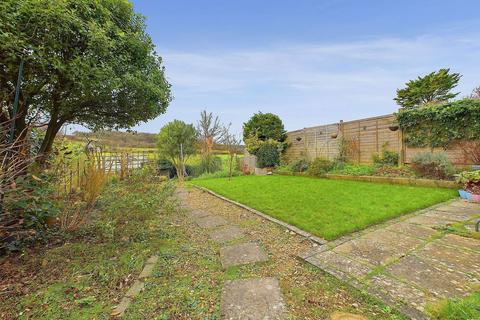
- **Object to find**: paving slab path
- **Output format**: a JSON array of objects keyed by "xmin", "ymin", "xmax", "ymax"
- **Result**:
[
  {"xmin": 300, "ymin": 199, "xmax": 480, "ymax": 320},
  {"xmin": 220, "ymin": 242, "xmax": 269, "ymax": 268},
  {"xmin": 221, "ymin": 278, "xmax": 285, "ymax": 319},
  {"xmin": 178, "ymin": 186, "xmax": 285, "ymax": 319}
]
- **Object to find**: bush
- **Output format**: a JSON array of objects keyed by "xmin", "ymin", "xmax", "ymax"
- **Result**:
[
  {"xmin": 157, "ymin": 159, "xmax": 176, "ymax": 178},
  {"xmin": 330, "ymin": 164, "xmax": 376, "ymax": 176},
  {"xmin": 256, "ymin": 143, "xmax": 280, "ymax": 168},
  {"xmin": 411, "ymin": 152, "xmax": 455, "ymax": 180},
  {"xmin": 372, "ymin": 143, "xmax": 399, "ymax": 166},
  {"xmin": 307, "ymin": 158, "xmax": 334, "ymax": 176},
  {"xmin": 289, "ymin": 159, "xmax": 310, "ymax": 172},
  {"xmin": 455, "ymin": 170, "xmax": 480, "ymax": 194},
  {"xmin": 197, "ymin": 155, "xmax": 222, "ymax": 174}
]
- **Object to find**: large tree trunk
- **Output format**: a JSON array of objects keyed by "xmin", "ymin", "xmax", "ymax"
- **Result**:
[{"xmin": 36, "ymin": 110, "xmax": 64, "ymax": 165}]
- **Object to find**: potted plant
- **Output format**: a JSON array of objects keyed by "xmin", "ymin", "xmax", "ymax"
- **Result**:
[{"xmin": 455, "ymin": 170, "xmax": 480, "ymax": 202}]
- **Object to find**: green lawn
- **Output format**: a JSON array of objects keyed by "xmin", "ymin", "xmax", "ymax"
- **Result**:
[{"xmin": 192, "ymin": 175, "xmax": 457, "ymax": 240}]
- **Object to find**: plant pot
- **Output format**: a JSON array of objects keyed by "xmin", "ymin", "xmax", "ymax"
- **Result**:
[
  {"xmin": 471, "ymin": 194, "xmax": 480, "ymax": 203},
  {"xmin": 458, "ymin": 189, "xmax": 471, "ymax": 199},
  {"xmin": 388, "ymin": 125, "xmax": 399, "ymax": 132}
]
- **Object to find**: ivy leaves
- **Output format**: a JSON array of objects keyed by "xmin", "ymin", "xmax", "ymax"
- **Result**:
[{"xmin": 397, "ymin": 99, "xmax": 480, "ymax": 149}]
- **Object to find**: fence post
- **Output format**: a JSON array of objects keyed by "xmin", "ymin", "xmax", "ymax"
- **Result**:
[{"xmin": 399, "ymin": 128, "xmax": 406, "ymax": 165}]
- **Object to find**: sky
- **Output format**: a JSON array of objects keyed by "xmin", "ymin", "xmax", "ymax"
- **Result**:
[{"xmin": 120, "ymin": 0, "xmax": 480, "ymax": 136}]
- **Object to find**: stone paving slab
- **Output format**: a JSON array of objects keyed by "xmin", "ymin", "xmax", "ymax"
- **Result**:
[
  {"xmin": 386, "ymin": 254, "xmax": 476, "ymax": 298},
  {"xmin": 439, "ymin": 233, "xmax": 480, "ymax": 252},
  {"xmin": 385, "ymin": 222, "xmax": 438, "ymax": 239},
  {"xmin": 333, "ymin": 229, "xmax": 423, "ymax": 266},
  {"xmin": 307, "ymin": 251, "xmax": 373, "ymax": 278},
  {"xmin": 220, "ymin": 242, "xmax": 268, "ymax": 268},
  {"xmin": 208, "ymin": 225, "xmax": 244, "ymax": 243},
  {"xmin": 299, "ymin": 200, "xmax": 480, "ymax": 318},
  {"xmin": 369, "ymin": 274, "xmax": 429, "ymax": 312},
  {"xmin": 404, "ymin": 214, "xmax": 457, "ymax": 228},
  {"xmin": 423, "ymin": 209, "xmax": 477, "ymax": 221},
  {"xmin": 435, "ymin": 203, "xmax": 479, "ymax": 216},
  {"xmin": 189, "ymin": 209, "xmax": 211, "ymax": 219},
  {"xmin": 415, "ymin": 241, "xmax": 480, "ymax": 277},
  {"xmin": 221, "ymin": 278, "xmax": 285, "ymax": 320},
  {"xmin": 195, "ymin": 215, "xmax": 229, "ymax": 229}
]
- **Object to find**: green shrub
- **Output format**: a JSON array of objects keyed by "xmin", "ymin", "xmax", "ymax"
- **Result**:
[
  {"xmin": 197, "ymin": 154, "xmax": 222, "ymax": 174},
  {"xmin": 330, "ymin": 164, "xmax": 376, "ymax": 176},
  {"xmin": 307, "ymin": 158, "xmax": 334, "ymax": 176},
  {"xmin": 372, "ymin": 143, "xmax": 399, "ymax": 166},
  {"xmin": 411, "ymin": 152, "xmax": 455, "ymax": 180},
  {"xmin": 157, "ymin": 159, "xmax": 176, "ymax": 178},
  {"xmin": 455, "ymin": 170, "xmax": 480, "ymax": 194},
  {"xmin": 256, "ymin": 143, "xmax": 280, "ymax": 168},
  {"xmin": 289, "ymin": 159, "xmax": 310, "ymax": 172}
]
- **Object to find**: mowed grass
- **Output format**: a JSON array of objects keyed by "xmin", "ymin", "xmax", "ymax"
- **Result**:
[{"xmin": 192, "ymin": 175, "xmax": 457, "ymax": 240}]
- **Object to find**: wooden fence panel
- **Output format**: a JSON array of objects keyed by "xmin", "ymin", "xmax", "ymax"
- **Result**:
[{"xmin": 284, "ymin": 113, "xmax": 476, "ymax": 166}]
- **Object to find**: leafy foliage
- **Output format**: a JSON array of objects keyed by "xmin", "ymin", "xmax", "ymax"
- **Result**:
[
  {"xmin": 455, "ymin": 170, "xmax": 480, "ymax": 194},
  {"xmin": 156, "ymin": 120, "xmax": 197, "ymax": 180},
  {"xmin": 256, "ymin": 143, "xmax": 281, "ymax": 168},
  {"xmin": 196, "ymin": 155, "xmax": 223, "ymax": 175},
  {"xmin": 394, "ymin": 69, "xmax": 461, "ymax": 109},
  {"xmin": 0, "ymin": 0, "xmax": 171, "ymax": 157},
  {"xmin": 397, "ymin": 99, "xmax": 480, "ymax": 149},
  {"xmin": 289, "ymin": 159, "xmax": 310, "ymax": 173},
  {"xmin": 330, "ymin": 164, "xmax": 376, "ymax": 176},
  {"xmin": 243, "ymin": 112, "xmax": 286, "ymax": 153},
  {"xmin": 372, "ymin": 143, "xmax": 399, "ymax": 166},
  {"xmin": 410, "ymin": 152, "xmax": 455, "ymax": 180},
  {"xmin": 307, "ymin": 158, "xmax": 334, "ymax": 177}
]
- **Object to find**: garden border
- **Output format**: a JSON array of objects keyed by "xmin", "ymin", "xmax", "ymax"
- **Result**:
[
  {"xmin": 276, "ymin": 171, "xmax": 459, "ymax": 189},
  {"xmin": 193, "ymin": 186, "xmax": 328, "ymax": 245}
]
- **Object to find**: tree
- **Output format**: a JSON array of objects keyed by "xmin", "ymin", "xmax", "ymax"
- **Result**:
[
  {"xmin": 394, "ymin": 69, "xmax": 461, "ymax": 109},
  {"xmin": 157, "ymin": 120, "xmax": 197, "ymax": 182},
  {"xmin": 196, "ymin": 110, "xmax": 224, "ymax": 174},
  {"xmin": 242, "ymin": 112, "xmax": 286, "ymax": 154},
  {"xmin": 471, "ymin": 86, "xmax": 480, "ymax": 100},
  {"xmin": 0, "ymin": 0, "xmax": 171, "ymax": 161},
  {"xmin": 197, "ymin": 110, "xmax": 223, "ymax": 154},
  {"xmin": 221, "ymin": 125, "xmax": 242, "ymax": 180}
]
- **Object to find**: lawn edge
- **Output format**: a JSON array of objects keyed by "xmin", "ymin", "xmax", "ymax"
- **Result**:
[{"xmin": 193, "ymin": 185, "xmax": 328, "ymax": 245}]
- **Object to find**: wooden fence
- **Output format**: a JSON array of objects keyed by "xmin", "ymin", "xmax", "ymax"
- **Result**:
[
  {"xmin": 284, "ymin": 113, "xmax": 473, "ymax": 165},
  {"xmin": 56, "ymin": 150, "xmax": 158, "ymax": 196}
]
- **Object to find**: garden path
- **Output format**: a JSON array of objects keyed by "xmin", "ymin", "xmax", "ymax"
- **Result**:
[
  {"xmin": 176, "ymin": 187, "xmax": 286, "ymax": 319},
  {"xmin": 300, "ymin": 199, "xmax": 480, "ymax": 320}
]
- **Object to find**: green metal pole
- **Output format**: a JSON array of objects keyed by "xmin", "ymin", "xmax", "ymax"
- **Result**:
[
  {"xmin": 9, "ymin": 58, "xmax": 25, "ymax": 143},
  {"xmin": 1, "ymin": 59, "xmax": 25, "ymax": 215}
]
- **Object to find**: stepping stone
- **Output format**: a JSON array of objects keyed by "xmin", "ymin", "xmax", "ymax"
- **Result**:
[
  {"xmin": 189, "ymin": 210, "xmax": 210, "ymax": 219},
  {"xmin": 221, "ymin": 278, "xmax": 285, "ymax": 319},
  {"xmin": 330, "ymin": 311, "xmax": 367, "ymax": 320},
  {"xmin": 220, "ymin": 242, "xmax": 268, "ymax": 268},
  {"xmin": 195, "ymin": 215, "xmax": 229, "ymax": 229},
  {"xmin": 208, "ymin": 225, "xmax": 244, "ymax": 243}
]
